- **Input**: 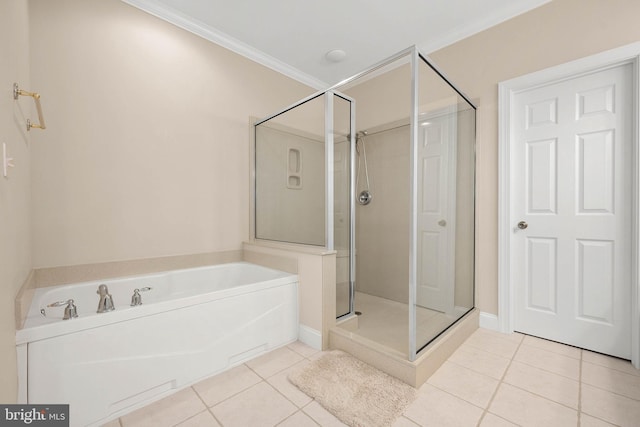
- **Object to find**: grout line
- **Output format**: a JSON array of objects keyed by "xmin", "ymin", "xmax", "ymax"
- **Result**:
[
  {"xmin": 491, "ymin": 341, "xmax": 582, "ymax": 413},
  {"xmin": 424, "ymin": 382, "xmax": 486, "ymax": 411},
  {"xmin": 501, "ymin": 380, "xmax": 580, "ymax": 412},
  {"xmin": 578, "ymin": 349, "xmax": 583, "ymax": 427},
  {"xmin": 191, "ymin": 364, "xmax": 263, "ymax": 411},
  {"xmin": 169, "ymin": 408, "xmax": 210, "ymax": 427},
  {"xmin": 286, "ymin": 341, "xmax": 321, "ymax": 359},
  {"xmin": 245, "ymin": 348, "xmax": 306, "ymax": 380},
  {"xmin": 504, "ymin": 348, "xmax": 581, "ymax": 382},
  {"xmin": 579, "ymin": 381, "xmax": 640, "ymax": 402},
  {"xmin": 191, "ymin": 385, "xmax": 209, "ymax": 407},
  {"xmin": 476, "ymin": 333, "xmax": 524, "ymax": 426},
  {"xmin": 207, "ymin": 408, "xmax": 224, "ymax": 427},
  {"xmin": 581, "ymin": 358, "xmax": 640, "ymax": 378},
  {"xmin": 300, "ymin": 400, "xmax": 329, "ymax": 426},
  {"xmin": 521, "ymin": 335, "xmax": 583, "ymax": 360},
  {"xmin": 275, "ymin": 409, "xmax": 321, "ymax": 427},
  {"xmin": 265, "ymin": 365, "xmax": 314, "ymax": 410},
  {"xmin": 190, "ymin": 385, "xmax": 225, "ymax": 426}
]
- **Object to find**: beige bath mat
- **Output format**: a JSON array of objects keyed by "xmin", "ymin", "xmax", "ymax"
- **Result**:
[{"xmin": 288, "ymin": 350, "xmax": 416, "ymax": 427}]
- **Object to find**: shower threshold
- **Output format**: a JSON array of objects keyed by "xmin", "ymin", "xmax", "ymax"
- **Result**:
[{"xmin": 330, "ymin": 301, "xmax": 478, "ymax": 388}]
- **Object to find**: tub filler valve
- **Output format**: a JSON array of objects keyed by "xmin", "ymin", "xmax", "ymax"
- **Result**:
[
  {"xmin": 47, "ymin": 299, "xmax": 78, "ymax": 320},
  {"xmin": 130, "ymin": 287, "xmax": 151, "ymax": 306},
  {"xmin": 97, "ymin": 284, "xmax": 115, "ymax": 313}
]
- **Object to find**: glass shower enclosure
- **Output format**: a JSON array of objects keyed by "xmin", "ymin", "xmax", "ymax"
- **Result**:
[{"xmin": 254, "ymin": 46, "xmax": 475, "ymax": 362}]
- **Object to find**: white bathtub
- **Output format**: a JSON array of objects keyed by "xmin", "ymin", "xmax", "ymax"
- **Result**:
[{"xmin": 16, "ymin": 262, "xmax": 299, "ymax": 427}]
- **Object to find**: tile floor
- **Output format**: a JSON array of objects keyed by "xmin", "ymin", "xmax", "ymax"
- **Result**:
[{"xmin": 102, "ymin": 328, "xmax": 640, "ymax": 427}]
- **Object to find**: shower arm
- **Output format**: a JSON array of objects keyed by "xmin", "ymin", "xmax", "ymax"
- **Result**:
[{"xmin": 13, "ymin": 83, "xmax": 46, "ymax": 131}]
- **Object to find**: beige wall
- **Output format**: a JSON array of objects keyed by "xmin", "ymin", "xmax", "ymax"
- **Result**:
[
  {"xmin": 1, "ymin": 0, "xmax": 313, "ymax": 402},
  {"xmin": 355, "ymin": 126, "xmax": 410, "ymax": 303},
  {"xmin": 429, "ymin": 0, "xmax": 640, "ymax": 315},
  {"xmin": 0, "ymin": 0, "xmax": 31, "ymax": 402},
  {"xmin": 255, "ymin": 125, "xmax": 325, "ymax": 245},
  {"xmin": 28, "ymin": 0, "xmax": 312, "ymax": 268}
]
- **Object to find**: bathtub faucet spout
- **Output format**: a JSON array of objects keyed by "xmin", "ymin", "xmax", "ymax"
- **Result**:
[{"xmin": 97, "ymin": 284, "xmax": 115, "ymax": 313}]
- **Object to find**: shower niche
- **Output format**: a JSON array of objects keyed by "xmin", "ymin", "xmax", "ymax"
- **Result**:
[{"xmin": 254, "ymin": 46, "xmax": 476, "ymax": 384}]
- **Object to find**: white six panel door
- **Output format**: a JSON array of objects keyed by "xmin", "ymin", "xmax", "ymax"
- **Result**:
[{"xmin": 512, "ymin": 63, "xmax": 632, "ymax": 358}]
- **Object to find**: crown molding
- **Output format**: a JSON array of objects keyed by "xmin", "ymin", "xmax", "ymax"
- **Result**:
[{"xmin": 121, "ymin": 0, "xmax": 328, "ymax": 90}]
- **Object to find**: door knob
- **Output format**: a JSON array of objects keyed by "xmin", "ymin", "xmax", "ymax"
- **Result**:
[
  {"xmin": 517, "ymin": 221, "xmax": 528, "ymax": 230},
  {"xmin": 438, "ymin": 219, "xmax": 447, "ymax": 227}
]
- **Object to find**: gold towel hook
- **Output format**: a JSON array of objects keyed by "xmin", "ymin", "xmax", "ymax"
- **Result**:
[{"xmin": 13, "ymin": 83, "xmax": 46, "ymax": 131}]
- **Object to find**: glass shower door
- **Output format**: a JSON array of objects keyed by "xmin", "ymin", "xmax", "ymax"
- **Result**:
[
  {"xmin": 334, "ymin": 92, "xmax": 355, "ymax": 318},
  {"xmin": 411, "ymin": 52, "xmax": 476, "ymax": 358},
  {"xmin": 254, "ymin": 90, "xmax": 355, "ymax": 319}
]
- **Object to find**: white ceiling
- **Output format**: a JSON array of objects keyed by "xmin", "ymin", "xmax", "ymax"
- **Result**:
[{"xmin": 123, "ymin": 0, "xmax": 551, "ymax": 88}]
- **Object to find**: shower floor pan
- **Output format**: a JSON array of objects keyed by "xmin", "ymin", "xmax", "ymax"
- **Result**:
[{"xmin": 330, "ymin": 295, "xmax": 478, "ymax": 388}]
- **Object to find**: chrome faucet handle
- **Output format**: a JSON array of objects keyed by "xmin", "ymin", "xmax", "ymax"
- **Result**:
[
  {"xmin": 130, "ymin": 286, "xmax": 152, "ymax": 306},
  {"xmin": 47, "ymin": 299, "xmax": 72, "ymax": 307},
  {"xmin": 47, "ymin": 299, "xmax": 78, "ymax": 320},
  {"xmin": 131, "ymin": 289, "xmax": 142, "ymax": 306}
]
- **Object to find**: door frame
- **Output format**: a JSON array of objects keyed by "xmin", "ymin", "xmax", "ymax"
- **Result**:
[{"xmin": 498, "ymin": 42, "xmax": 640, "ymax": 367}]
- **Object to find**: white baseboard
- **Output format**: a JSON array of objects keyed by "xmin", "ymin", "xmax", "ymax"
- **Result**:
[
  {"xmin": 479, "ymin": 312, "xmax": 500, "ymax": 331},
  {"xmin": 298, "ymin": 324, "xmax": 322, "ymax": 350}
]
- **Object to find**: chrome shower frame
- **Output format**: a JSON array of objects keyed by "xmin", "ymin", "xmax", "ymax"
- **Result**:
[{"xmin": 254, "ymin": 45, "xmax": 476, "ymax": 362}]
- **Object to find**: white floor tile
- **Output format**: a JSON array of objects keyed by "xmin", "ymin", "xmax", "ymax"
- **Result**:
[
  {"xmin": 427, "ymin": 361, "xmax": 499, "ymax": 408},
  {"xmin": 479, "ymin": 413, "xmax": 519, "ymax": 427},
  {"xmin": 582, "ymin": 351, "xmax": 640, "ymax": 377},
  {"xmin": 287, "ymin": 341, "xmax": 320, "ymax": 359},
  {"xmin": 581, "ymin": 383, "xmax": 640, "ymax": 427},
  {"xmin": 109, "ymin": 323, "xmax": 639, "ymax": 427},
  {"xmin": 522, "ymin": 335, "xmax": 581, "ymax": 359},
  {"xmin": 391, "ymin": 416, "xmax": 420, "ymax": 427},
  {"xmin": 489, "ymin": 383, "xmax": 578, "ymax": 427},
  {"xmin": 403, "ymin": 384, "xmax": 484, "ymax": 426},
  {"xmin": 277, "ymin": 410, "xmax": 319, "ymax": 427},
  {"xmin": 302, "ymin": 401, "xmax": 348, "ymax": 427},
  {"xmin": 582, "ymin": 361, "xmax": 640, "ymax": 400},
  {"xmin": 514, "ymin": 344, "xmax": 580, "ymax": 380},
  {"xmin": 463, "ymin": 329, "xmax": 521, "ymax": 359},
  {"xmin": 192, "ymin": 364, "xmax": 262, "ymax": 407},
  {"xmin": 246, "ymin": 347, "xmax": 305, "ymax": 379},
  {"xmin": 175, "ymin": 410, "xmax": 221, "ymax": 427},
  {"xmin": 579, "ymin": 413, "xmax": 617, "ymax": 427},
  {"xmin": 267, "ymin": 360, "xmax": 313, "ymax": 408},
  {"xmin": 503, "ymin": 360, "xmax": 579, "ymax": 408},
  {"xmin": 120, "ymin": 388, "xmax": 206, "ymax": 427},
  {"xmin": 211, "ymin": 382, "xmax": 297, "ymax": 427},
  {"xmin": 448, "ymin": 343, "xmax": 511, "ymax": 380}
]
